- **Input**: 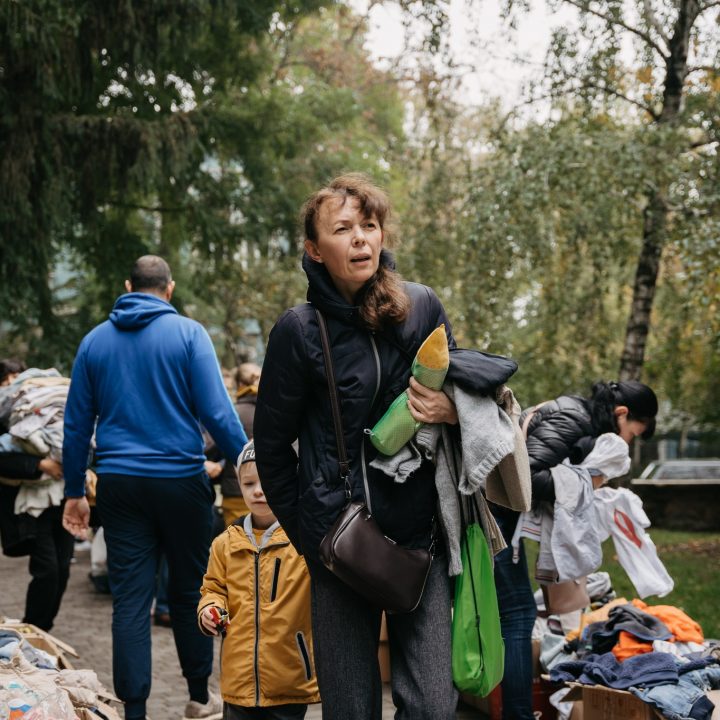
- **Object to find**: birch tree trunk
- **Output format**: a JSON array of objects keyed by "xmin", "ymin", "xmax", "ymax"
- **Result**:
[{"xmin": 618, "ymin": 0, "xmax": 700, "ymax": 380}]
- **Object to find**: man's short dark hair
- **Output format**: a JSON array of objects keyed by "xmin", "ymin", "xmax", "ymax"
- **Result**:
[
  {"xmin": 0, "ymin": 358, "xmax": 27, "ymax": 383},
  {"xmin": 129, "ymin": 255, "xmax": 172, "ymax": 293}
]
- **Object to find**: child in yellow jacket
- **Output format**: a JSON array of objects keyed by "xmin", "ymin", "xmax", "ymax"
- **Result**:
[{"xmin": 198, "ymin": 440, "xmax": 320, "ymax": 719}]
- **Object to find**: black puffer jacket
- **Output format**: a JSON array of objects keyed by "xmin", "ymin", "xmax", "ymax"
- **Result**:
[
  {"xmin": 254, "ymin": 253, "xmax": 456, "ymax": 570},
  {"xmin": 523, "ymin": 395, "xmax": 595, "ymax": 504}
]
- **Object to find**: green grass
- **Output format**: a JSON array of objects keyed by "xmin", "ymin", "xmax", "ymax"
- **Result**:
[{"xmin": 524, "ymin": 529, "xmax": 720, "ymax": 639}]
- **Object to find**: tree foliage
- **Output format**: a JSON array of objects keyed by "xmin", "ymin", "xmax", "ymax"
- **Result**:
[
  {"xmin": 395, "ymin": 0, "xmax": 720, "ymax": 426},
  {"xmin": 2, "ymin": 0, "xmax": 718, "ymax": 433},
  {"xmin": 0, "ymin": 1, "xmax": 404, "ymax": 369}
]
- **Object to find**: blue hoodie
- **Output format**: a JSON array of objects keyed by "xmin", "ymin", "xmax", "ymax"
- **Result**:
[{"xmin": 63, "ymin": 293, "xmax": 248, "ymax": 496}]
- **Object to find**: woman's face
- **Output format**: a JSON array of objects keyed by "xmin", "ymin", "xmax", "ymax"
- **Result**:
[
  {"xmin": 305, "ymin": 195, "xmax": 383, "ymax": 304},
  {"xmin": 615, "ymin": 406, "xmax": 648, "ymax": 444}
]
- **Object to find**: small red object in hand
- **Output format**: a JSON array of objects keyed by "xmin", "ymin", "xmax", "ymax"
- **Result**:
[{"xmin": 208, "ymin": 606, "xmax": 229, "ymax": 635}]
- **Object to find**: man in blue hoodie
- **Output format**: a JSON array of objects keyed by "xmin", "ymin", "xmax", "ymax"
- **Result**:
[{"xmin": 62, "ymin": 255, "xmax": 247, "ymax": 720}]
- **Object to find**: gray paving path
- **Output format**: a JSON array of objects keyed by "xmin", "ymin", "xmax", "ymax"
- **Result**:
[{"xmin": 0, "ymin": 545, "xmax": 485, "ymax": 720}]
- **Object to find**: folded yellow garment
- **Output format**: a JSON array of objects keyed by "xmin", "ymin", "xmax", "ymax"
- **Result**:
[{"xmin": 369, "ymin": 326, "xmax": 449, "ymax": 456}]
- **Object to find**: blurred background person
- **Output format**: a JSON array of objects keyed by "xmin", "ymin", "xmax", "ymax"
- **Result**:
[{"xmin": 205, "ymin": 362, "xmax": 261, "ymax": 527}]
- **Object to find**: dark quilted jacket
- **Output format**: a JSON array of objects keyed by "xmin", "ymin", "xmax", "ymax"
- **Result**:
[
  {"xmin": 254, "ymin": 253, "xmax": 456, "ymax": 569},
  {"xmin": 522, "ymin": 395, "xmax": 595, "ymax": 504}
]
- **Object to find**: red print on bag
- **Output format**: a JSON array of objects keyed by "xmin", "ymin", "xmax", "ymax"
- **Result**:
[{"xmin": 614, "ymin": 509, "xmax": 642, "ymax": 548}]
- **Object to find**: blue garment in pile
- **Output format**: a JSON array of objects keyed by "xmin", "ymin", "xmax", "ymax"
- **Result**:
[
  {"xmin": 551, "ymin": 651, "xmax": 679, "ymax": 689},
  {"xmin": 631, "ymin": 657, "xmax": 720, "ymax": 720}
]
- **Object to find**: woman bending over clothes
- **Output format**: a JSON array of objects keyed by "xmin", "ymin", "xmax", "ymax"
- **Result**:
[{"xmin": 491, "ymin": 380, "xmax": 658, "ymax": 720}]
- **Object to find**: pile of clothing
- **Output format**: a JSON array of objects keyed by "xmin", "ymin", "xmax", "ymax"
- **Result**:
[
  {"xmin": 0, "ymin": 368, "xmax": 70, "ymax": 517},
  {"xmin": 0, "ymin": 623, "xmax": 121, "ymax": 719},
  {"xmin": 534, "ymin": 582, "xmax": 720, "ymax": 720}
]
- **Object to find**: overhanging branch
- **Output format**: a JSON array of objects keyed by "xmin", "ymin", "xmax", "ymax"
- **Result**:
[
  {"xmin": 578, "ymin": 79, "xmax": 660, "ymax": 119},
  {"xmin": 562, "ymin": 0, "xmax": 670, "ymax": 59}
]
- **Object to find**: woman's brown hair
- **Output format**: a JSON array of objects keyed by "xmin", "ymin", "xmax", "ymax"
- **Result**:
[{"xmin": 302, "ymin": 173, "xmax": 410, "ymax": 330}]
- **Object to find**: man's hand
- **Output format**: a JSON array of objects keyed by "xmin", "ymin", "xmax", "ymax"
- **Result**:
[
  {"xmin": 63, "ymin": 497, "xmax": 91, "ymax": 539},
  {"xmin": 407, "ymin": 376, "xmax": 458, "ymax": 425},
  {"xmin": 204, "ymin": 460, "xmax": 224, "ymax": 480},
  {"xmin": 38, "ymin": 457, "xmax": 63, "ymax": 481}
]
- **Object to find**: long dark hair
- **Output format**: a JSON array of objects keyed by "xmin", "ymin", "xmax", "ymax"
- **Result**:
[
  {"xmin": 588, "ymin": 381, "xmax": 658, "ymax": 440},
  {"xmin": 301, "ymin": 174, "xmax": 410, "ymax": 330}
]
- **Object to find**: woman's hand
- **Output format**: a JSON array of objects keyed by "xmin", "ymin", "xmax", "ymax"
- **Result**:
[
  {"xmin": 39, "ymin": 457, "xmax": 63, "ymax": 480},
  {"xmin": 407, "ymin": 377, "xmax": 458, "ymax": 425}
]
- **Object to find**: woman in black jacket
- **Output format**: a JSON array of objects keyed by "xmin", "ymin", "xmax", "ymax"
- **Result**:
[
  {"xmin": 255, "ymin": 174, "xmax": 459, "ymax": 720},
  {"xmin": 493, "ymin": 380, "xmax": 658, "ymax": 720},
  {"xmin": 525, "ymin": 381, "xmax": 658, "ymax": 503}
]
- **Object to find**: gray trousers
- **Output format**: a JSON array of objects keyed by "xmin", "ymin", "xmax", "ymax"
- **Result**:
[{"xmin": 310, "ymin": 554, "xmax": 457, "ymax": 720}]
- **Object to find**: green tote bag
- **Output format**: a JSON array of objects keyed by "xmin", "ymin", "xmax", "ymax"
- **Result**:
[{"xmin": 451, "ymin": 507, "xmax": 505, "ymax": 697}]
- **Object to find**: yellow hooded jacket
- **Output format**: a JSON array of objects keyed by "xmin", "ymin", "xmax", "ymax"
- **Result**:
[{"xmin": 198, "ymin": 516, "xmax": 320, "ymax": 707}]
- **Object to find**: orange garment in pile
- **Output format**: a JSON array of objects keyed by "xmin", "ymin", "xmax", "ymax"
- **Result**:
[{"xmin": 612, "ymin": 599, "xmax": 704, "ymax": 661}]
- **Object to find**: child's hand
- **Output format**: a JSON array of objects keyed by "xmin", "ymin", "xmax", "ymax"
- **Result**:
[{"xmin": 200, "ymin": 606, "xmax": 227, "ymax": 635}]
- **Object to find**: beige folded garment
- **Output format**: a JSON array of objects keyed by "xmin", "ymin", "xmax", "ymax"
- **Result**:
[{"xmin": 485, "ymin": 385, "xmax": 532, "ymax": 512}]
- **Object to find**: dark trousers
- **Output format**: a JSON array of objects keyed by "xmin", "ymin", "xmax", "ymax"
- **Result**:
[
  {"xmin": 97, "ymin": 472, "xmax": 215, "ymax": 720},
  {"xmin": 310, "ymin": 555, "xmax": 457, "ymax": 720},
  {"xmin": 223, "ymin": 703, "xmax": 307, "ymax": 719},
  {"xmin": 23, "ymin": 505, "xmax": 75, "ymax": 631},
  {"xmin": 493, "ymin": 510, "xmax": 538, "ymax": 720}
]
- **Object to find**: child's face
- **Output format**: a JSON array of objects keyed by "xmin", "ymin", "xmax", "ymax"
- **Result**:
[{"xmin": 239, "ymin": 463, "xmax": 276, "ymax": 529}]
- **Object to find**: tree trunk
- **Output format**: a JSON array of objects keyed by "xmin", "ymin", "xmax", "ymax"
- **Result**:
[
  {"xmin": 618, "ymin": 0, "xmax": 698, "ymax": 380},
  {"xmin": 619, "ymin": 191, "xmax": 667, "ymax": 380}
]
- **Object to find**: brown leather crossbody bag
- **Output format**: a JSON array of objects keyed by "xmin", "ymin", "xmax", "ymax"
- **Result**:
[{"xmin": 315, "ymin": 309, "xmax": 433, "ymax": 614}]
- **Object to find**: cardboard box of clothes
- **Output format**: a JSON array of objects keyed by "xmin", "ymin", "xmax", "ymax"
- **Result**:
[
  {"xmin": 1, "ymin": 622, "xmax": 78, "ymax": 670},
  {"xmin": 564, "ymin": 683, "xmax": 658, "ymax": 720},
  {"xmin": 0, "ymin": 622, "xmax": 122, "ymax": 720},
  {"xmin": 564, "ymin": 684, "xmax": 720, "ymax": 720},
  {"xmin": 460, "ymin": 677, "xmax": 559, "ymax": 719}
]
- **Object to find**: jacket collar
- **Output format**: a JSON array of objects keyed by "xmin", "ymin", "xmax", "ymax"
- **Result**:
[
  {"xmin": 303, "ymin": 249, "xmax": 397, "ymax": 323},
  {"xmin": 227, "ymin": 518, "xmax": 288, "ymax": 552}
]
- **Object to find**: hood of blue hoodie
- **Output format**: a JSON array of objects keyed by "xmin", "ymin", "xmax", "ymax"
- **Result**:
[{"xmin": 109, "ymin": 293, "xmax": 178, "ymax": 330}]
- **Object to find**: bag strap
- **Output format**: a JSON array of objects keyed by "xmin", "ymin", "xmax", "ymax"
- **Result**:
[{"xmin": 315, "ymin": 309, "xmax": 351, "ymax": 499}]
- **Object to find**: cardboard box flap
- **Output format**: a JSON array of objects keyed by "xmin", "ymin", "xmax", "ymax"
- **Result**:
[{"xmin": 563, "ymin": 683, "xmax": 586, "ymax": 703}]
